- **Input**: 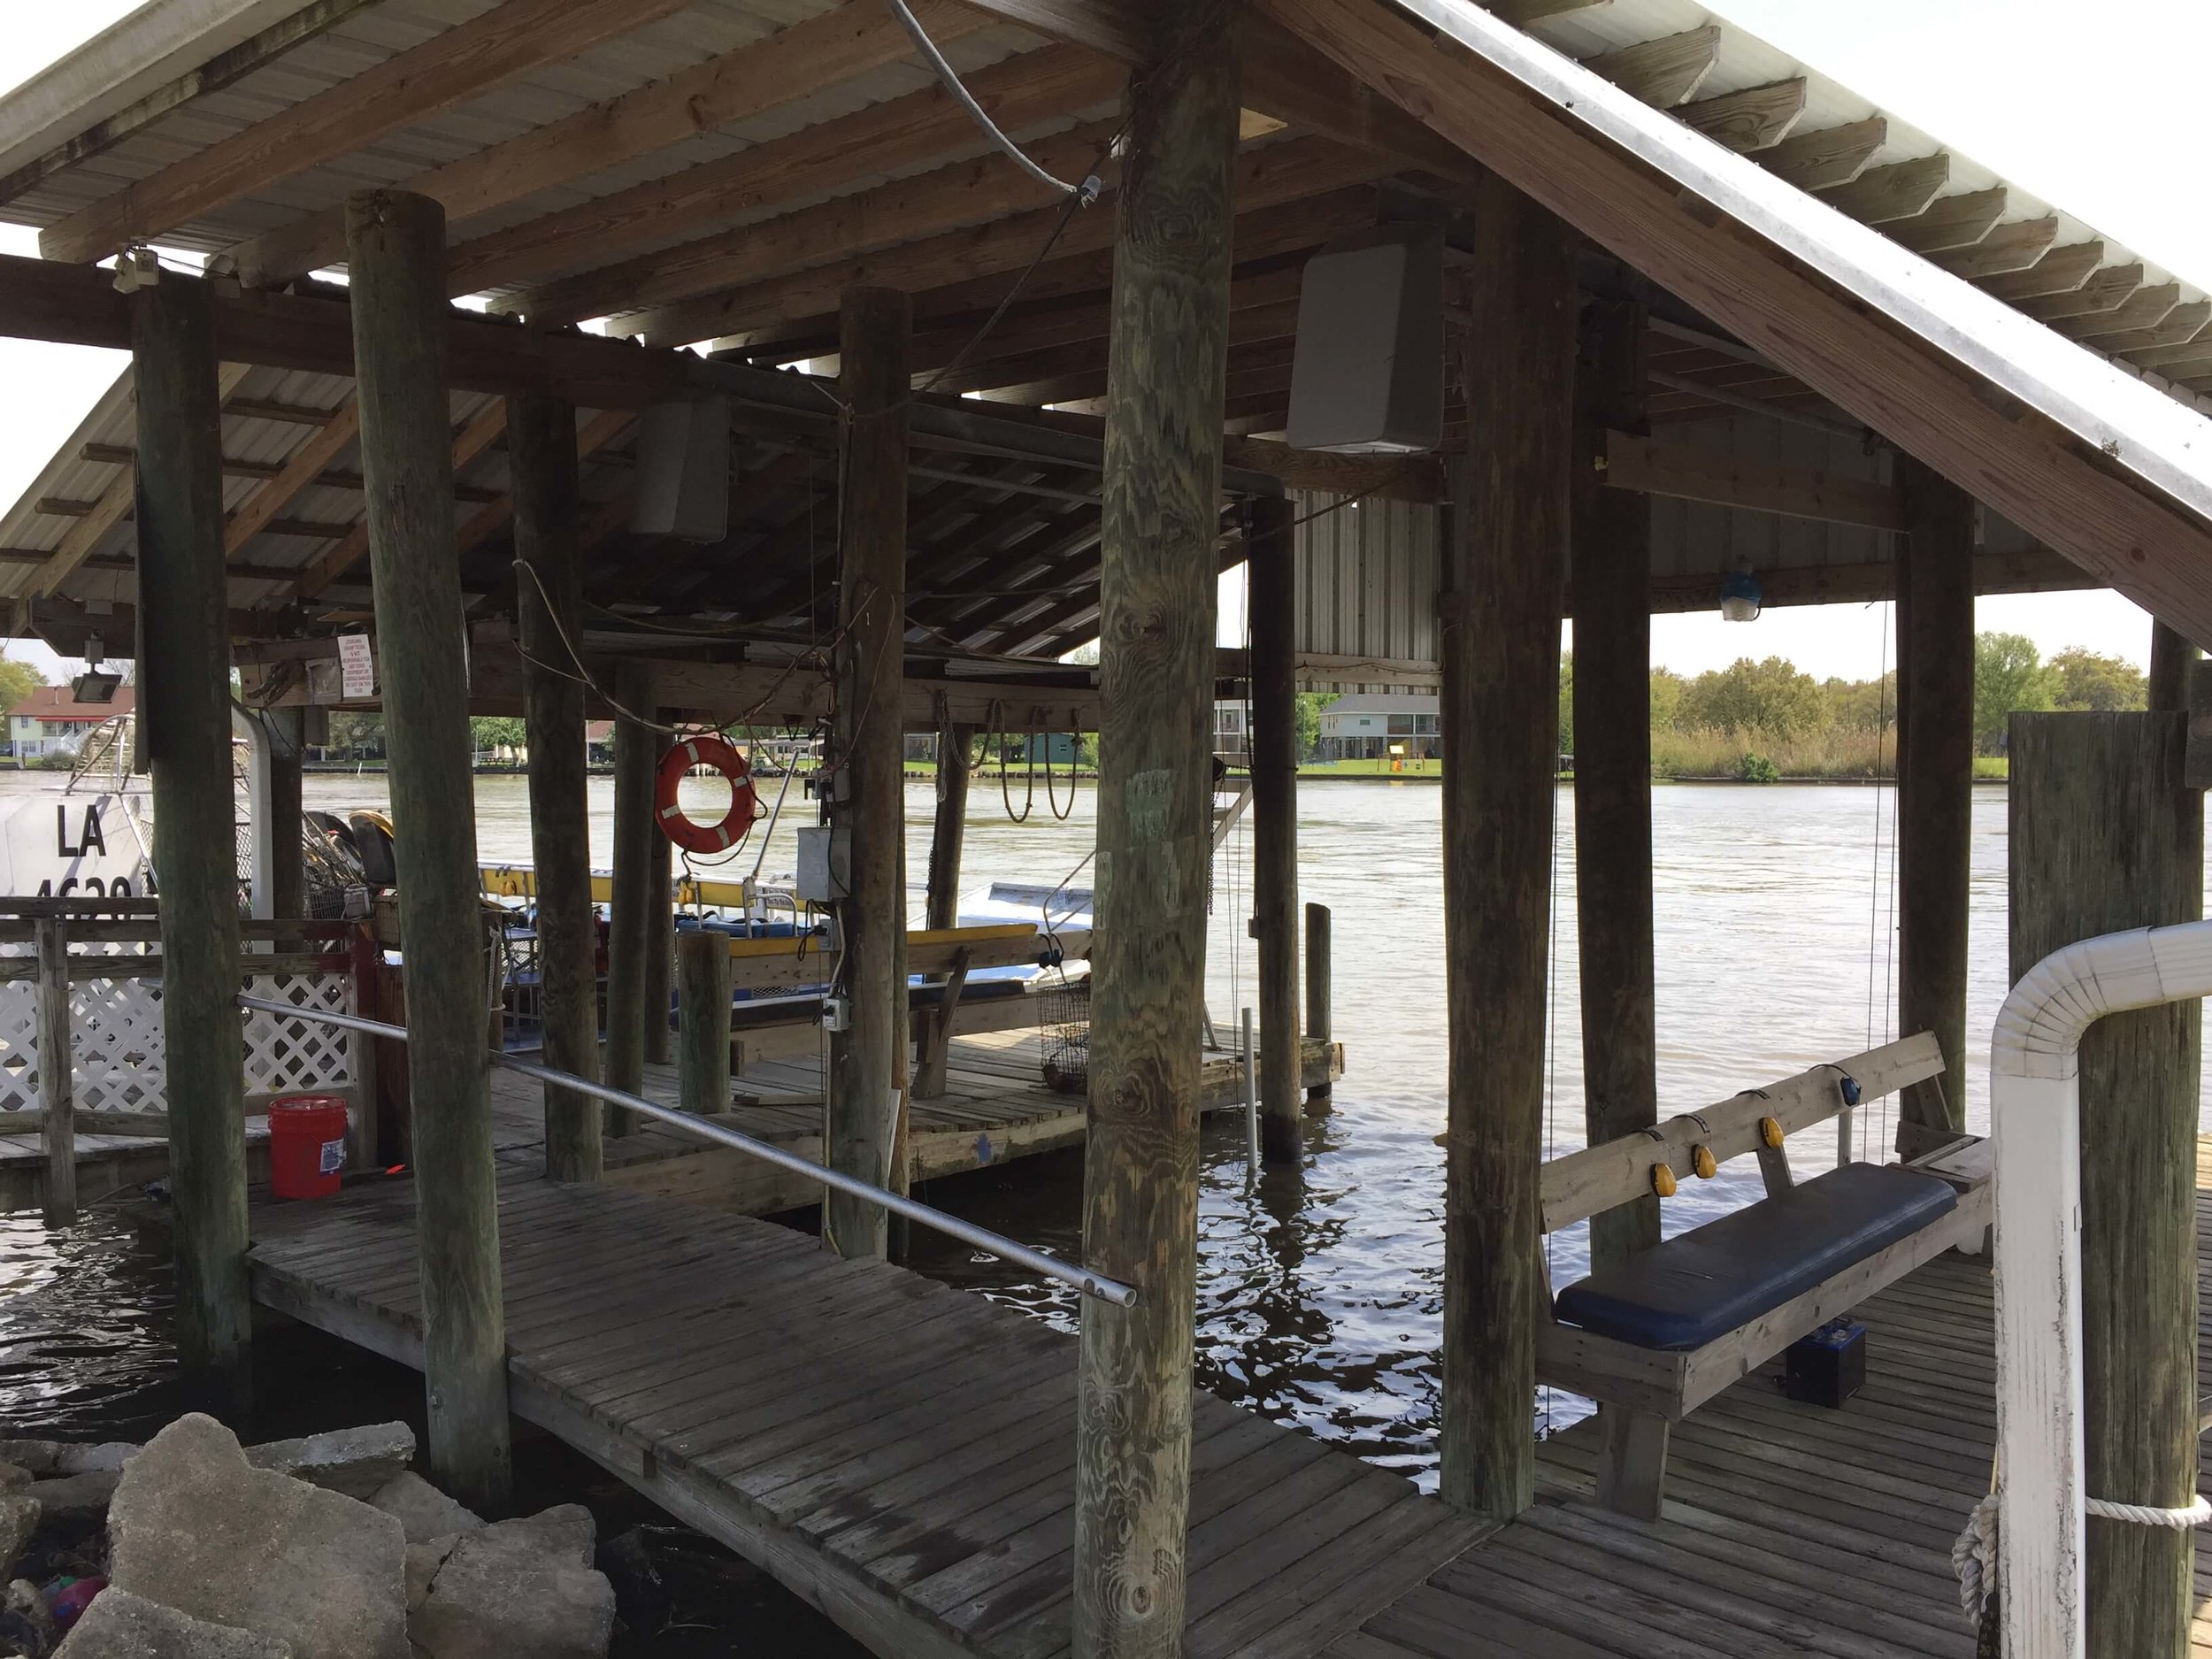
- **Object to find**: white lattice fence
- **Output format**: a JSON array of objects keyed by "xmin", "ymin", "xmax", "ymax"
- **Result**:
[{"xmin": 0, "ymin": 950, "xmax": 355, "ymax": 1114}]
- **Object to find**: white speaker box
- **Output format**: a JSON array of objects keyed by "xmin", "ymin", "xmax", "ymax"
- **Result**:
[{"xmin": 1285, "ymin": 225, "xmax": 1444, "ymax": 454}]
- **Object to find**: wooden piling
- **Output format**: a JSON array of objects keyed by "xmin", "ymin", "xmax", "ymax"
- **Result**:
[
  {"xmin": 1249, "ymin": 494, "xmax": 1302, "ymax": 1166},
  {"xmin": 36, "ymin": 919, "xmax": 73, "ymax": 1228},
  {"xmin": 1571, "ymin": 292, "xmax": 1658, "ymax": 1271},
  {"xmin": 1438, "ymin": 176, "xmax": 1577, "ymax": 1526},
  {"xmin": 1073, "ymin": 6, "xmax": 1237, "ymax": 1652},
  {"xmin": 916, "ymin": 714, "xmax": 971, "ymax": 1100},
  {"xmin": 510, "ymin": 391, "xmax": 602, "ymax": 1182},
  {"xmin": 345, "ymin": 188, "xmax": 510, "ymax": 1510},
  {"xmin": 1305, "ymin": 902, "xmax": 1332, "ymax": 1104},
  {"xmin": 645, "ymin": 826, "xmax": 674, "ymax": 1066},
  {"xmin": 2011, "ymin": 711, "xmax": 2200, "ymax": 1659},
  {"xmin": 604, "ymin": 661, "xmax": 656, "ymax": 1137},
  {"xmin": 677, "ymin": 929, "xmax": 734, "ymax": 1118},
  {"xmin": 131, "ymin": 272, "xmax": 250, "ymax": 1371},
  {"xmin": 1895, "ymin": 457, "xmax": 1974, "ymax": 1149},
  {"xmin": 267, "ymin": 709, "xmax": 306, "ymax": 922},
  {"xmin": 824, "ymin": 286, "xmax": 910, "ymax": 1262},
  {"xmin": 2149, "ymin": 620, "xmax": 2199, "ymax": 713}
]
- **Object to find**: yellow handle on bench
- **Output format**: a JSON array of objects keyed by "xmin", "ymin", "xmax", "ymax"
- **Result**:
[
  {"xmin": 1651, "ymin": 1163, "xmax": 1678, "ymax": 1198},
  {"xmin": 1692, "ymin": 1144, "xmax": 1717, "ymax": 1179},
  {"xmin": 1760, "ymin": 1116, "xmax": 1785, "ymax": 1148}
]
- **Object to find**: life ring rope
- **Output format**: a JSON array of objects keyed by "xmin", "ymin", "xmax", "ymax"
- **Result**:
[{"xmin": 656, "ymin": 733, "xmax": 759, "ymax": 856}]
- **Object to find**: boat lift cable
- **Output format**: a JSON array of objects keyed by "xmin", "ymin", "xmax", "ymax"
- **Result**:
[
  {"xmin": 883, "ymin": 0, "xmax": 1103, "ymax": 208},
  {"xmin": 238, "ymin": 995, "xmax": 1137, "ymax": 1309}
]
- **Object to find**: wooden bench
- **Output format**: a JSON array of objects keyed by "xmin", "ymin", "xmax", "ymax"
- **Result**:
[{"xmin": 1535, "ymin": 1031, "xmax": 1993, "ymax": 1519}]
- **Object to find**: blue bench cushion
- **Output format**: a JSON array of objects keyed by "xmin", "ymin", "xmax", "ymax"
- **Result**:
[{"xmin": 1552, "ymin": 1163, "xmax": 1957, "ymax": 1352}]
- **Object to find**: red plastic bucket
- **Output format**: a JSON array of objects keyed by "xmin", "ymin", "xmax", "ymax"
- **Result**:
[{"xmin": 268, "ymin": 1095, "xmax": 349, "ymax": 1200}]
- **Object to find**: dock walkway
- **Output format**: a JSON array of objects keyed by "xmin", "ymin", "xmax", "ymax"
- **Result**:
[
  {"xmin": 494, "ymin": 1026, "xmax": 1340, "ymax": 1216},
  {"xmin": 248, "ymin": 1173, "xmax": 1477, "ymax": 1659},
  {"xmin": 246, "ymin": 1140, "xmax": 2212, "ymax": 1657}
]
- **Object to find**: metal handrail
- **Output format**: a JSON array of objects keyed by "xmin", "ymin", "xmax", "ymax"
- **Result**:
[{"xmin": 238, "ymin": 994, "xmax": 1137, "ymax": 1307}]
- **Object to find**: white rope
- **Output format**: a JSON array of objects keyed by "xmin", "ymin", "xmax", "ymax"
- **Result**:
[
  {"xmin": 2085, "ymin": 1494, "xmax": 2212, "ymax": 1528},
  {"xmin": 1951, "ymin": 1491, "xmax": 1998, "ymax": 1619}
]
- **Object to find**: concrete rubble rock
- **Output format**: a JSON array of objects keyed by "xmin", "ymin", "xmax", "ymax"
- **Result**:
[
  {"xmin": 242, "ymin": 1425, "xmax": 414, "ymax": 1501},
  {"xmin": 0, "ymin": 1465, "xmax": 33, "ymax": 1492},
  {"xmin": 407, "ymin": 1505, "xmax": 614, "ymax": 1659},
  {"xmin": 51, "ymin": 1588, "xmax": 292, "ymax": 1659},
  {"xmin": 0, "ymin": 1445, "xmax": 138, "ymax": 1481},
  {"xmin": 6, "ymin": 1576, "xmax": 55, "ymax": 1655},
  {"xmin": 106, "ymin": 1415, "xmax": 407, "ymax": 1659},
  {"xmin": 366, "ymin": 1474, "xmax": 480, "ymax": 1547},
  {"xmin": 26, "ymin": 1475, "xmax": 120, "ymax": 1521},
  {"xmin": 0, "ymin": 1493, "xmax": 39, "ymax": 1578}
]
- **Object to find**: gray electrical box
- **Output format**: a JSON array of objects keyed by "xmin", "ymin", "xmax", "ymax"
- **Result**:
[
  {"xmin": 628, "ymin": 395, "xmax": 732, "ymax": 542},
  {"xmin": 795, "ymin": 823, "xmax": 850, "ymax": 903},
  {"xmin": 1285, "ymin": 225, "xmax": 1445, "ymax": 454}
]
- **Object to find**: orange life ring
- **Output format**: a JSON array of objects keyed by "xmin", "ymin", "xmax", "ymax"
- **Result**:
[{"xmin": 655, "ymin": 733, "xmax": 758, "ymax": 856}]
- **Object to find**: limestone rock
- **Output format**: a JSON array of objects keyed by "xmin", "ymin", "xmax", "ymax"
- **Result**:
[
  {"xmin": 28, "ymin": 1473, "xmax": 120, "ymax": 1519},
  {"xmin": 366, "ymin": 1475, "xmax": 480, "ymax": 1548},
  {"xmin": 0, "ymin": 1443, "xmax": 59, "ymax": 1479},
  {"xmin": 402, "ymin": 1539, "xmax": 456, "ymax": 1617},
  {"xmin": 52, "ymin": 1588, "xmax": 292, "ymax": 1658},
  {"xmin": 407, "ymin": 1506, "xmax": 612, "ymax": 1659},
  {"xmin": 243, "ymin": 1425, "xmax": 413, "ymax": 1501},
  {"xmin": 107, "ymin": 1415, "xmax": 406, "ymax": 1659},
  {"xmin": 0, "ymin": 1463, "xmax": 34, "ymax": 1491},
  {"xmin": 0, "ymin": 1493, "xmax": 40, "ymax": 1576}
]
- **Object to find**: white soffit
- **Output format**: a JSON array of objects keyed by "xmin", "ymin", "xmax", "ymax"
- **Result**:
[
  {"xmin": 0, "ymin": 0, "xmax": 323, "ymax": 181},
  {"xmin": 1391, "ymin": 0, "xmax": 2212, "ymax": 522}
]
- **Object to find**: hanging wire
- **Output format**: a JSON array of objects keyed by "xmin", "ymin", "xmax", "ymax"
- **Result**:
[
  {"xmin": 1540, "ymin": 738, "xmax": 1565, "ymax": 1438},
  {"xmin": 1861, "ymin": 601, "xmax": 1893, "ymax": 1163},
  {"xmin": 883, "ymin": 0, "xmax": 1102, "ymax": 206}
]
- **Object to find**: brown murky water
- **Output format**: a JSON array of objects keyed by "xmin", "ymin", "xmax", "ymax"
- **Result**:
[{"xmin": 0, "ymin": 771, "xmax": 2177, "ymax": 1647}]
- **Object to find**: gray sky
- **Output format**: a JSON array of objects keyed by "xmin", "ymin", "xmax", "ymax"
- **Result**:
[{"xmin": 2, "ymin": 0, "xmax": 2198, "ymax": 682}]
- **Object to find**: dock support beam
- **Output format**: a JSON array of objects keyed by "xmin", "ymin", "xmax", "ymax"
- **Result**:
[
  {"xmin": 1895, "ymin": 458, "xmax": 1974, "ymax": 1150},
  {"xmin": 677, "ymin": 929, "xmax": 734, "ymax": 1118},
  {"xmin": 917, "ymin": 710, "xmax": 971, "ymax": 1101},
  {"xmin": 605, "ymin": 662, "xmax": 655, "ymax": 1137},
  {"xmin": 1571, "ymin": 292, "xmax": 1657, "ymax": 1272},
  {"xmin": 511, "ymin": 392, "xmax": 603, "ymax": 1182},
  {"xmin": 824, "ymin": 286, "xmax": 910, "ymax": 1262},
  {"xmin": 1438, "ymin": 176, "xmax": 1576, "ymax": 1526},
  {"xmin": 1305, "ymin": 902, "xmax": 1332, "ymax": 1104},
  {"xmin": 345, "ymin": 189, "xmax": 511, "ymax": 1511},
  {"xmin": 1074, "ymin": 5, "xmax": 1237, "ymax": 1651},
  {"xmin": 132, "ymin": 272, "xmax": 250, "ymax": 1371},
  {"xmin": 1249, "ymin": 494, "xmax": 1302, "ymax": 1165},
  {"xmin": 2011, "ymin": 712, "xmax": 2200, "ymax": 1659},
  {"xmin": 2148, "ymin": 620, "xmax": 2198, "ymax": 713},
  {"xmin": 646, "ymin": 827, "xmax": 674, "ymax": 1066},
  {"xmin": 267, "ymin": 709, "xmax": 305, "ymax": 921}
]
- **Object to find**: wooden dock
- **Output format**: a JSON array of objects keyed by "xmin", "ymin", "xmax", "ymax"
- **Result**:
[
  {"xmin": 248, "ymin": 1172, "xmax": 1479, "ymax": 1659},
  {"xmin": 495, "ymin": 1026, "xmax": 1341, "ymax": 1217},
  {"xmin": 243, "ymin": 1139, "xmax": 2212, "ymax": 1655}
]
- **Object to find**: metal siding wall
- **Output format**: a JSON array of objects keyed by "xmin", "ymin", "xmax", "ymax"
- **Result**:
[
  {"xmin": 1647, "ymin": 415, "xmax": 1894, "ymax": 582},
  {"xmin": 1292, "ymin": 490, "xmax": 1440, "ymax": 687}
]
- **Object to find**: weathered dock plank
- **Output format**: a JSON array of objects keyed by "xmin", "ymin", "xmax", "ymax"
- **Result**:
[{"xmin": 246, "ymin": 1173, "xmax": 1477, "ymax": 1659}]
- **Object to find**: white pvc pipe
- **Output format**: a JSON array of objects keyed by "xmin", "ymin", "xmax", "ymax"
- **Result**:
[{"xmin": 1993, "ymin": 918, "xmax": 2212, "ymax": 1659}]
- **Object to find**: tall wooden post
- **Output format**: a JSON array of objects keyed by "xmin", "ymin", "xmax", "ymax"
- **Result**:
[
  {"xmin": 677, "ymin": 929, "xmax": 733, "ymax": 1117},
  {"xmin": 1438, "ymin": 175, "xmax": 1576, "ymax": 1525},
  {"xmin": 267, "ymin": 708, "xmax": 306, "ymax": 920},
  {"xmin": 645, "ymin": 823, "xmax": 674, "ymax": 1066},
  {"xmin": 926, "ymin": 716, "xmax": 970, "ymax": 933},
  {"xmin": 2148, "ymin": 620, "xmax": 2198, "ymax": 713},
  {"xmin": 345, "ymin": 189, "xmax": 510, "ymax": 1510},
  {"xmin": 1249, "ymin": 494, "xmax": 1302, "ymax": 1165},
  {"xmin": 824, "ymin": 286, "xmax": 910, "ymax": 1262},
  {"xmin": 2010, "ymin": 712, "xmax": 2200, "ymax": 1659},
  {"xmin": 132, "ymin": 273, "xmax": 250, "ymax": 1371},
  {"xmin": 1073, "ymin": 6, "xmax": 1236, "ymax": 1652},
  {"xmin": 510, "ymin": 392, "xmax": 602, "ymax": 1182},
  {"xmin": 1305, "ymin": 902, "xmax": 1332, "ymax": 1104},
  {"xmin": 1571, "ymin": 292, "xmax": 1657, "ymax": 1271},
  {"xmin": 603, "ymin": 662, "xmax": 655, "ymax": 1136},
  {"xmin": 1894, "ymin": 458, "xmax": 1974, "ymax": 1148}
]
